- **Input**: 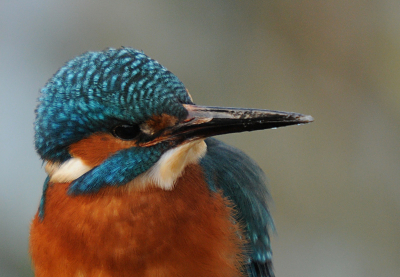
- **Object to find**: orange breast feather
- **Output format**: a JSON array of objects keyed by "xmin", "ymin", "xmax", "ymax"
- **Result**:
[{"xmin": 30, "ymin": 164, "xmax": 245, "ymax": 277}]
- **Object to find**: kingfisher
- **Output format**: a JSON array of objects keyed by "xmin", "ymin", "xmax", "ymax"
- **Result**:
[{"xmin": 29, "ymin": 47, "xmax": 313, "ymax": 277}]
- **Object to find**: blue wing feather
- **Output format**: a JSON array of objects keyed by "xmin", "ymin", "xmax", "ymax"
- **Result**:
[{"xmin": 200, "ymin": 138, "xmax": 275, "ymax": 277}]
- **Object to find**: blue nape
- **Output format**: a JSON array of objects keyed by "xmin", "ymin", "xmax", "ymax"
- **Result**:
[{"xmin": 200, "ymin": 138, "xmax": 275, "ymax": 277}]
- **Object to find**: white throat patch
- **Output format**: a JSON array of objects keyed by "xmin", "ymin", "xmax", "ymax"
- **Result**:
[
  {"xmin": 132, "ymin": 140, "xmax": 207, "ymax": 190},
  {"xmin": 45, "ymin": 140, "xmax": 207, "ymax": 190}
]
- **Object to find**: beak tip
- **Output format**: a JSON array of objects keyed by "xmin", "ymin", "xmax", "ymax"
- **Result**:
[{"xmin": 299, "ymin": 114, "xmax": 314, "ymax": 123}]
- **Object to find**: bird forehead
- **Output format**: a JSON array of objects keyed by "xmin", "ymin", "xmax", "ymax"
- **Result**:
[{"xmin": 42, "ymin": 48, "xmax": 191, "ymax": 118}]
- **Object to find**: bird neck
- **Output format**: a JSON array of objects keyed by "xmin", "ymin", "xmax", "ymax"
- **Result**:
[{"xmin": 30, "ymin": 164, "xmax": 245, "ymax": 277}]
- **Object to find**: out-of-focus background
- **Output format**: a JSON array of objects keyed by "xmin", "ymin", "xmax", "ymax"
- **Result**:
[{"xmin": 1, "ymin": 1, "xmax": 399, "ymax": 276}]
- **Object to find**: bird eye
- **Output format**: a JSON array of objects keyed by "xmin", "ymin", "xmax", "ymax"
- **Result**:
[{"xmin": 112, "ymin": 124, "xmax": 141, "ymax": 140}]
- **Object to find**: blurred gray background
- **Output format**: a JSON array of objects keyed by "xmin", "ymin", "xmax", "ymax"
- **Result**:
[{"xmin": 1, "ymin": 1, "xmax": 399, "ymax": 276}]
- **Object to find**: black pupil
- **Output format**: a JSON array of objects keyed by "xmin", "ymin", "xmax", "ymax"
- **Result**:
[{"xmin": 112, "ymin": 125, "xmax": 141, "ymax": 140}]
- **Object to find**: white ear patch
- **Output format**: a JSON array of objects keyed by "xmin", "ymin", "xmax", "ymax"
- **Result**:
[
  {"xmin": 45, "ymin": 158, "xmax": 92, "ymax": 183},
  {"xmin": 44, "ymin": 140, "xmax": 207, "ymax": 190}
]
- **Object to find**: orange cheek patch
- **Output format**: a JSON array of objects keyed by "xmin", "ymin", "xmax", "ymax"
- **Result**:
[{"xmin": 69, "ymin": 133, "xmax": 137, "ymax": 167}]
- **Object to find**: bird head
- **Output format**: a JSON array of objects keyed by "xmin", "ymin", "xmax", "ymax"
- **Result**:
[{"xmin": 35, "ymin": 47, "xmax": 312, "ymax": 194}]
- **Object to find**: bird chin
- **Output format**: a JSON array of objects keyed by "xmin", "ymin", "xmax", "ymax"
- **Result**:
[{"xmin": 126, "ymin": 139, "xmax": 207, "ymax": 191}]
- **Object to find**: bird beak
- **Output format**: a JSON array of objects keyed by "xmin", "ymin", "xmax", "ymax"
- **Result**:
[{"xmin": 158, "ymin": 104, "xmax": 313, "ymax": 145}]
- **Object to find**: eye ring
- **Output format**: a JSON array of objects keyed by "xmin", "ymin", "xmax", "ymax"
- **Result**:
[{"xmin": 112, "ymin": 124, "xmax": 141, "ymax": 140}]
